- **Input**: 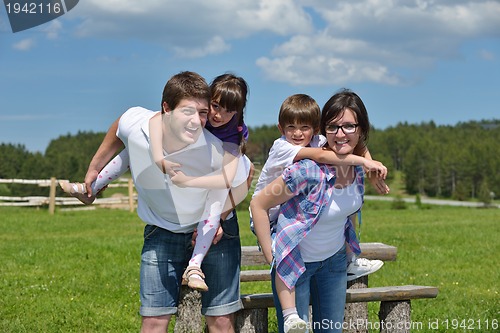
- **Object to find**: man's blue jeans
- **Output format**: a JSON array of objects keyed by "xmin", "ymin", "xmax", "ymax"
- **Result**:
[{"xmin": 139, "ymin": 213, "xmax": 242, "ymax": 317}]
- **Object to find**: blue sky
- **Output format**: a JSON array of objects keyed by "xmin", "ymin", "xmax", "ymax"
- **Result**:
[{"xmin": 1, "ymin": 0, "xmax": 499, "ymax": 153}]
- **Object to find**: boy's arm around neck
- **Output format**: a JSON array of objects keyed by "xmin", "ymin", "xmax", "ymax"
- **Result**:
[{"xmin": 294, "ymin": 146, "xmax": 367, "ymax": 166}]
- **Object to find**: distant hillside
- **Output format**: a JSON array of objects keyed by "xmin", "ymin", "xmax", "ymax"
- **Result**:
[{"xmin": 1, "ymin": 119, "xmax": 499, "ymax": 202}]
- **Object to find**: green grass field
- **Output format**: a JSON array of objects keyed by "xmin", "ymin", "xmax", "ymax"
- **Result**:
[{"xmin": 1, "ymin": 203, "xmax": 498, "ymax": 332}]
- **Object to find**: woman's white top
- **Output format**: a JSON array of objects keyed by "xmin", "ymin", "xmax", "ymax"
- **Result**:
[{"xmin": 299, "ymin": 182, "xmax": 362, "ymax": 263}]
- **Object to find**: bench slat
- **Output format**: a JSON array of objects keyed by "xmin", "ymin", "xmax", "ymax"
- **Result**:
[
  {"xmin": 240, "ymin": 270, "xmax": 271, "ymax": 282},
  {"xmin": 240, "ymin": 285, "xmax": 438, "ymax": 309},
  {"xmin": 347, "ymin": 285, "xmax": 439, "ymax": 303},
  {"xmin": 241, "ymin": 246, "xmax": 267, "ymax": 266},
  {"xmin": 358, "ymin": 242, "xmax": 397, "ymax": 261},
  {"xmin": 241, "ymin": 242, "xmax": 397, "ymax": 266}
]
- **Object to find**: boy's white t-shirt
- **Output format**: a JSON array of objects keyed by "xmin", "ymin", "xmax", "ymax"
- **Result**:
[{"xmin": 252, "ymin": 135, "xmax": 326, "ymax": 221}]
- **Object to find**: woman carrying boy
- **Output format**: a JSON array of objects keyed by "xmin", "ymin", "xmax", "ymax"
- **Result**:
[{"xmin": 251, "ymin": 89, "xmax": 386, "ymax": 333}]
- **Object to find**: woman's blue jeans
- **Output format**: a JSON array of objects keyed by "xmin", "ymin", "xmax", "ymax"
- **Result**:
[{"xmin": 272, "ymin": 246, "xmax": 347, "ymax": 333}]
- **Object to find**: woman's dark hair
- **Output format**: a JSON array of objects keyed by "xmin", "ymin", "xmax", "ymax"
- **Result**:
[{"xmin": 320, "ymin": 88, "xmax": 370, "ymax": 150}]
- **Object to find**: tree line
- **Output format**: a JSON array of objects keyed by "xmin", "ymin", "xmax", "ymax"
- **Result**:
[{"xmin": 1, "ymin": 120, "xmax": 498, "ymax": 203}]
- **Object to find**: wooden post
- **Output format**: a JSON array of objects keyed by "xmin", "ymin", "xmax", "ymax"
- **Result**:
[
  {"xmin": 48, "ymin": 177, "xmax": 56, "ymax": 215},
  {"xmin": 128, "ymin": 178, "xmax": 134, "ymax": 212}
]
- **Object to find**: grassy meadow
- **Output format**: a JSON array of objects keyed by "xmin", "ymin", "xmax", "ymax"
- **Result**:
[{"xmin": 1, "ymin": 202, "xmax": 498, "ymax": 332}]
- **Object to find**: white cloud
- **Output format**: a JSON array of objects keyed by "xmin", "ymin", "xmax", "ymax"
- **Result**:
[
  {"xmin": 479, "ymin": 49, "xmax": 495, "ymax": 61},
  {"xmin": 68, "ymin": 0, "xmax": 313, "ymax": 58},
  {"xmin": 173, "ymin": 36, "xmax": 231, "ymax": 58},
  {"xmin": 13, "ymin": 38, "xmax": 35, "ymax": 51},
  {"xmin": 64, "ymin": 0, "xmax": 500, "ymax": 85},
  {"xmin": 42, "ymin": 20, "xmax": 63, "ymax": 40},
  {"xmin": 10, "ymin": 20, "xmax": 61, "ymax": 52},
  {"xmin": 256, "ymin": 32, "xmax": 408, "ymax": 85},
  {"xmin": 256, "ymin": 0, "xmax": 500, "ymax": 85},
  {"xmin": 256, "ymin": 55, "xmax": 401, "ymax": 86},
  {"xmin": 234, "ymin": 0, "xmax": 314, "ymax": 35}
]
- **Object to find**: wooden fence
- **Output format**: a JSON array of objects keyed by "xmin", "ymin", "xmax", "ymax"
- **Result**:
[{"xmin": 0, "ymin": 177, "xmax": 136, "ymax": 214}]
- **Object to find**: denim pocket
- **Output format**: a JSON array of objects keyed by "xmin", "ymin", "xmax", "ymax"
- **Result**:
[
  {"xmin": 221, "ymin": 213, "xmax": 240, "ymax": 240},
  {"xmin": 143, "ymin": 224, "xmax": 159, "ymax": 240}
]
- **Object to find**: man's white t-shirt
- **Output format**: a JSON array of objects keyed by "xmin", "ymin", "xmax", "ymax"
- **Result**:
[{"xmin": 117, "ymin": 106, "xmax": 250, "ymax": 233}]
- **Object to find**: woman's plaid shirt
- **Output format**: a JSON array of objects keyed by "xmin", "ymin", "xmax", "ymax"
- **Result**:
[{"xmin": 274, "ymin": 159, "xmax": 364, "ymax": 289}]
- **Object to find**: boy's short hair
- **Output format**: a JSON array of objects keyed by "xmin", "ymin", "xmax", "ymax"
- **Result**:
[
  {"xmin": 278, "ymin": 94, "xmax": 321, "ymax": 133},
  {"xmin": 161, "ymin": 71, "xmax": 211, "ymax": 111}
]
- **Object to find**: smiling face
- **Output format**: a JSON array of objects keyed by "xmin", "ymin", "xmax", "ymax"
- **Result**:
[
  {"xmin": 325, "ymin": 108, "xmax": 360, "ymax": 155},
  {"xmin": 278, "ymin": 123, "xmax": 314, "ymax": 147},
  {"xmin": 208, "ymin": 101, "xmax": 237, "ymax": 127},
  {"xmin": 162, "ymin": 98, "xmax": 209, "ymax": 153}
]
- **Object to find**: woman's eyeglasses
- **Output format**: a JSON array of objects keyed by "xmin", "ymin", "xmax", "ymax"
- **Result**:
[{"xmin": 325, "ymin": 123, "xmax": 359, "ymax": 134}]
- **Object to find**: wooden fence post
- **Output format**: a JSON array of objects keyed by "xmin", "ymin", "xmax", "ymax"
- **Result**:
[
  {"xmin": 48, "ymin": 177, "xmax": 56, "ymax": 215},
  {"xmin": 128, "ymin": 178, "xmax": 135, "ymax": 212}
]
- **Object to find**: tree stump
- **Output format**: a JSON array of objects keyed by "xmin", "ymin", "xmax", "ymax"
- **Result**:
[
  {"xmin": 378, "ymin": 300, "xmax": 411, "ymax": 333},
  {"xmin": 344, "ymin": 276, "xmax": 369, "ymax": 333},
  {"xmin": 235, "ymin": 308, "xmax": 268, "ymax": 333},
  {"xmin": 174, "ymin": 286, "xmax": 204, "ymax": 333}
]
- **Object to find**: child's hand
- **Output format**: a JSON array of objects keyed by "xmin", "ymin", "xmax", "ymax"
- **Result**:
[
  {"xmin": 157, "ymin": 159, "xmax": 181, "ymax": 177},
  {"xmin": 362, "ymin": 159, "xmax": 387, "ymax": 179},
  {"xmin": 170, "ymin": 171, "xmax": 194, "ymax": 188},
  {"xmin": 84, "ymin": 169, "xmax": 99, "ymax": 196},
  {"xmin": 212, "ymin": 226, "xmax": 224, "ymax": 245},
  {"xmin": 262, "ymin": 247, "xmax": 274, "ymax": 265},
  {"xmin": 191, "ymin": 226, "xmax": 224, "ymax": 246},
  {"xmin": 191, "ymin": 229, "xmax": 197, "ymax": 247},
  {"xmin": 265, "ymin": 254, "xmax": 274, "ymax": 266},
  {"xmin": 367, "ymin": 175, "xmax": 390, "ymax": 195}
]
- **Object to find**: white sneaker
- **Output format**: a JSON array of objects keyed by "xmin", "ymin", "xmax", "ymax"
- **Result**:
[
  {"xmin": 347, "ymin": 257, "xmax": 384, "ymax": 281},
  {"xmin": 284, "ymin": 314, "xmax": 307, "ymax": 333}
]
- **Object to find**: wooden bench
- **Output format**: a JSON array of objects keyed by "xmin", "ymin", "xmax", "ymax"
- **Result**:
[
  {"xmin": 238, "ymin": 285, "xmax": 439, "ymax": 333},
  {"xmin": 174, "ymin": 243, "xmax": 438, "ymax": 333},
  {"xmin": 240, "ymin": 242, "xmax": 397, "ymax": 282}
]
